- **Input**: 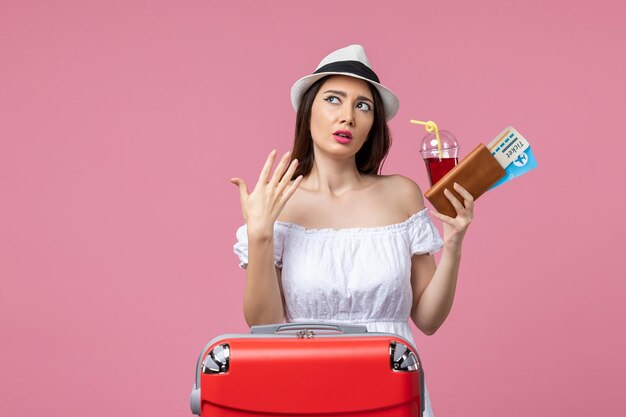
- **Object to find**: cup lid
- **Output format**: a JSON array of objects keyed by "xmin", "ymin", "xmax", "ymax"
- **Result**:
[{"xmin": 420, "ymin": 130, "xmax": 459, "ymax": 152}]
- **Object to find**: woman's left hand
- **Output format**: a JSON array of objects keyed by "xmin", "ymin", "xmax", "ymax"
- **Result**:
[{"xmin": 430, "ymin": 182, "xmax": 474, "ymax": 249}]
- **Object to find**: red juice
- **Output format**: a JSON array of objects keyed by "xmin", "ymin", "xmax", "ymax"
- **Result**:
[{"xmin": 424, "ymin": 157, "xmax": 458, "ymax": 186}]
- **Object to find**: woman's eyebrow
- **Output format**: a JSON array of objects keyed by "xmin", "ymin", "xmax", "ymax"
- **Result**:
[{"xmin": 323, "ymin": 89, "xmax": 374, "ymax": 104}]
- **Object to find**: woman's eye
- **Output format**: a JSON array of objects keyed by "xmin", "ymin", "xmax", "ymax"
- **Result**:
[
  {"xmin": 324, "ymin": 96, "xmax": 340, "ymax": 104},
  {"xmin": 357, "ymin": 102, "xmax": 372, "ymax": 111}
]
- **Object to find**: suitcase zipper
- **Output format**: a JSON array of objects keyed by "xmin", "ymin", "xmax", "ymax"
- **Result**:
[{"xmin": 296, "ymin": 329, "xmax": 315, "ymax": 339}]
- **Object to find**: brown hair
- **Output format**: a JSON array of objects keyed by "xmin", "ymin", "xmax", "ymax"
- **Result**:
[{"xmin": 291, "ymin": 75, "xmax": 392, "ymax": 179}]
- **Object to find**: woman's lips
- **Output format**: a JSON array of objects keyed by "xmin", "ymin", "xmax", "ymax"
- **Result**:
[
  {"xmin": 333, "ymin": 130, "xmax": 352, "ymax": 144},
  {"xmin": 333, "ymin": 134, "xmax": 352, "ymax": 144}
]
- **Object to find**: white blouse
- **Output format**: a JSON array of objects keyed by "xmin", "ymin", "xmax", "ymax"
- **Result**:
[{"xmin": 234, "ymin": 208, "xmax": 444, "ymax": 416}]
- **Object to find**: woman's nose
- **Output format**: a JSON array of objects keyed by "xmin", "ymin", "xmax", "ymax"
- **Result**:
[{"xmin": 340, "ymin": 105, "xmax": 355, "ymax": 125}]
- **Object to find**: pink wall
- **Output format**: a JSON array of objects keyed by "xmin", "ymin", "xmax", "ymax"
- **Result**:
[{"xmin": 1, "ymin": 0, "xmax": 624, "ymax": 416}]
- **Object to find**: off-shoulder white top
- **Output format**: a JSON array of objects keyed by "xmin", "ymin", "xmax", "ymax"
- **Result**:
[{"xmin": 234, "ymin": 208, "xmax": 443, "ymax": 416}]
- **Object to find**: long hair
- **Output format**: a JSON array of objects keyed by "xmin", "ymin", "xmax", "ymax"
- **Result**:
[{"xmin": 291, "ymin": 75, "xmax": 392, "ymax": 179}]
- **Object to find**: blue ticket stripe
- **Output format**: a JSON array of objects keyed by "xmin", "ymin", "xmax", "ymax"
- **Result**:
[
  {"xmin": 501, "ymin": 137, "xmax": 519, "ymax": 153},
  {"xmin": 492, "ymin": 131, "xmax": 516, "ymax": 154}
]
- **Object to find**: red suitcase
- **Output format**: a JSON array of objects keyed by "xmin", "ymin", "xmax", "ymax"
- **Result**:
[{"xmin": 190, "ymin": 323, "xmax": 425, "ymax": 416}]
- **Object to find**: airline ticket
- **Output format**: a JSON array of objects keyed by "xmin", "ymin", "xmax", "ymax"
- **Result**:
[{"xmin": 488, "ymin": 126, "xmax": 538, "ymax": 189}]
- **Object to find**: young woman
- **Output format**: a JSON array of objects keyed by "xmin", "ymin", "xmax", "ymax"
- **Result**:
[{"xmin": 231, "ymin": 45, "xmax": 474, "ymax": 416}]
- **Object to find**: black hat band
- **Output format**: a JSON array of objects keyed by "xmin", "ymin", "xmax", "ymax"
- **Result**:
[{"xmin": 313, "ymin": 60, "xmax": 380, "ymax": 84}]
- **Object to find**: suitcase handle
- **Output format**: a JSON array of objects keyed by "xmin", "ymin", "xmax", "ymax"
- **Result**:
[{"xmin": 250, "ymin": 322, "xmax": 368, "ymax": 334}]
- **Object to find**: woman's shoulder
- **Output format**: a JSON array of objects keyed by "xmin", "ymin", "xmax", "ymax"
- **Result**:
[
  {"xmin": 374, "ymin": 174, "xmax": 422, "ymax": 190},
  {"xmin": 373, "ymin": 174, "xmax": 426, "ymax": 215}
]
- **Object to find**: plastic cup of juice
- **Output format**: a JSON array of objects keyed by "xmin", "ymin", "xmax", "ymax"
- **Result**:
[{"xmin": 420, "ymin": 130, "xmax": 460, "ymax": 186}]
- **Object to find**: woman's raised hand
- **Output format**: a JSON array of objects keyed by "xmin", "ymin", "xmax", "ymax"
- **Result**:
[
  {"xmin": 430, "ymin": 182, "xmax": 474, "ymax": 249},
  {"xmin": 230, "ymin": 150, "xmax": 303, "ymax": 234}
]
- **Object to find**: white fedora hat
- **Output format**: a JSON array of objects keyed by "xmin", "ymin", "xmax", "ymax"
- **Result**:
[{"xmin": 290, "ymin": 44, "xmax": 400, "ymax": 121}]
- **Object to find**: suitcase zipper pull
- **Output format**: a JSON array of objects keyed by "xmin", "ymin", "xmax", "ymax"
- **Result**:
[{"xmin": 296, "ymin": 329, "xmax": 315, "ymax": 339}]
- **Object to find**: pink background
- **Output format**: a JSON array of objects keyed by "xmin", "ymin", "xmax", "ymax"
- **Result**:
[{"xmin": 1, "ymin": 1, "xmax": 625, "ymax": 416}]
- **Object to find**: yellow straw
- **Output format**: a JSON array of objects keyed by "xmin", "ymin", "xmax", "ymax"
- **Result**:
[{"xmin": 410, "ymin": 119, "xmax": 443, "ymax": 158}]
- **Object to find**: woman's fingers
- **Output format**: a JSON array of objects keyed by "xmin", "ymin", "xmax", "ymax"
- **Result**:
[
  {"xmin": 229, "ymin": 177, "xmax": 249, "ymax": 221},
  {"xmin": 432, "ymin": 184, "xmax": 475, "ymax": 246},
  {"xmin": 230, "ymin": 177, "xmax": 248, "ymax": 197},
  {"xmin": 279, "ymin": 174, "xmax": 303, "ymax": 207},
  {"xmin": 444, "ymin": 188, "xmax": 466, "ymax": 214},
  {"xmin": 276, "ymin": 158, "xmax": 299, "ymax": 194},
  {"xmin": 453, "ymin": 183, "xmax": 474, "ymax": 211},
  {"xmin": 235, "ymin": 150, "xmax": 301, "ymax": 224},
  {"xmin": 268, "ymin": 151, "xmax": 292, "ymax": 188},
  {"xmin": 452, "ymin": 183, "xmax": 473, "ymax": 199},
  {"xmin": 255, "ymin": 149, "xmax": 278, "ymax": 188}
]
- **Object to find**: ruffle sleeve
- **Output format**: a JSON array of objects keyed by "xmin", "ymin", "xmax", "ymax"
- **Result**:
[
  {"xmin": 408, "ymin": 208, "xmax": 444, "ymax": 256},
  {"xmin": 233, "ymin": 224, "xmax": 285, "ymax": 269}
]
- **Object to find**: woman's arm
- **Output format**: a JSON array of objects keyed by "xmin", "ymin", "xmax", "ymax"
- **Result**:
[
  {"xmin": 397, "ymin": 177, "xmax": 473, "ymax": 335},
  {"xmin": 243, "ymin": 234, "xmax": 285, "ymax": 327},
  {"xmin": 231, "ymin": 150, "xmax": 302, "ymax": 327},
  {"xmin": 410, "ymin": 244, "xmax": 462, "ymax": 335}
]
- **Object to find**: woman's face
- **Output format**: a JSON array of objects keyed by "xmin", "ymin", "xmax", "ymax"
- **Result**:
[{"xmin": 309, "ymin": 75, "xmax": 375, "ymax": 158}]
